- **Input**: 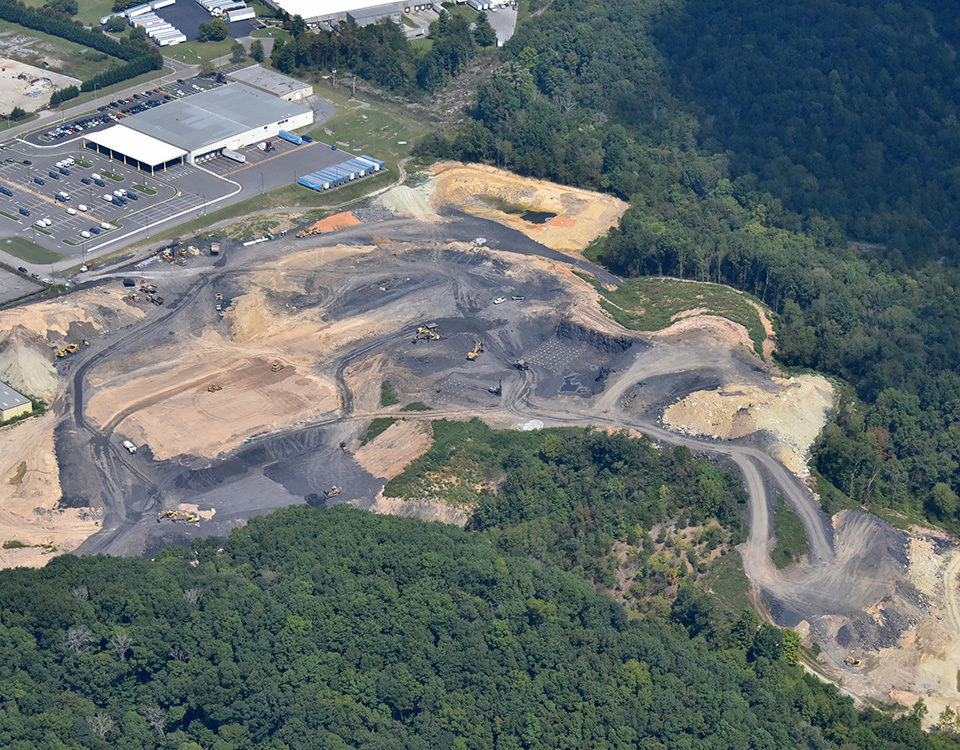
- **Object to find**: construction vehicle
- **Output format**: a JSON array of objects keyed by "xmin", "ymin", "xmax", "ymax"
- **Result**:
[
  {"xmin": 324, "ymin": 486, "xmax": 343, "ymax": 498},
  {"xmin": 296, "ymin": 219, "xmax": 327, "ymax": 239},
  {"xmin": 215, "ymin": 293, "xmax": 223, "ymax": 301},
  {"xmin": 467, "ymin": 340, "xmax": 484, "ymax": 361},
  {"xmin": 122, "ymin": 439, "xmax": 137, "ymax": 454},
  {"xmin": 843, "ymin": 656, "xmax": 861, "ymax": 667},
  {"xmin": 413, "ymin": 324, "xmax": 440, "ymax": 342},
  {"xmin": 488, "ymin": 380, "xmax": 502, "ymax": 396},
  {"xmin": 125, "ymin": 293, "xmax": 141, "ymax": 303},
  {"xmin": 207, "ymin": 384, "xmax": 222, "ymax": 392},
  {"xmin": 140, "ymin": 282, "xmax": 157, "ymax": 293},
  {"xmin": 81, "ymin": 339, "xmax": 90, "ymax": 346},
  {"xmin": 271, "ymin": 361, "xmax": 284, "ymax": 372},
  {"xmin": 157, "ymin": 510, "xmax": 201, "ymax": 524},
  {"xmin": 512, "ymin": 359, "xmax": 529, "ymax": 371}
]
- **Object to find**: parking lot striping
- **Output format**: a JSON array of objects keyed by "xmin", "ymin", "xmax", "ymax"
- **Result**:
[
  {"xmin": 0, "ymin": 175, "xmax": 101, "ymax": 226},
  {"xmin": 222, "ymin": 142, "xmax": 316, "ymax": 175}
]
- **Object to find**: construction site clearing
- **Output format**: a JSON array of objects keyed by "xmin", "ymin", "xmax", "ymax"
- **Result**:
[{"xmin": 0, "ymin": 164, "xmax": 959, "ymax": 725}]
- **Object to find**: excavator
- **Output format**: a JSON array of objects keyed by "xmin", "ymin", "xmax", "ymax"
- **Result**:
[
  {"xmin": 467, "ymin": 340, "xmax": 484, "ymax": 361},
  {"xmin": 512, "ymin": 359, "xmax": 528, "ymax": 371},
  {"xmin": 413, "ymin": 324, "xmax": 440, "ymax": 342},
  {"xmin": 843, "ymin": 656, "xmax": 861, "ymax": 667},
  {"xmin": 207, "ymin": 383, "xmax": 222, "ymax": 392},
  {"xmin": 271, "ymin": 361, "xmax": 284, "ymax": 372},
  {"xmin": 157, "ymin": 510, "xmax": 201, "ymax": 524}
]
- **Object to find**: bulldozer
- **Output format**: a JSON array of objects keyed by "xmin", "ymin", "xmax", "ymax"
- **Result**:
[
  {"xmin": 488, "ymin": 380, "xmax": 502, "ymax": 396},
  {"xmin": 512, "ymin": 359, "xmax": 529, "ymax": 371},
  {"xmin": 81, "ymin": 339, "xmax": 90, "ymax": 346},
  {"xmin": 271, "ymin": 360, "xmax": 284, "ymax": 373},
  {"xmin": 207, "ymin": 384, "xmax": 222, "ymax": 392},
  {"xmin": 467, "ymin": 340, "xmax": 484, "ymax": 361},
  {"xmin": 843, "ymin": 656, "xmax": 861, "ymax": 667},
  {"xmin": 324, "ymin": 486, "xmax": 343, "ymax": 498}
]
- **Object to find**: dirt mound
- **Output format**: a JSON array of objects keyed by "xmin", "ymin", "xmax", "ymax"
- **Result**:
[
  {"xmin": 356, "ymin": 490, "xmax": 470, "ymax": 527},
  {"xmin": 0, "ymin": 330, "xmax": 58, "ymax": 399},
  {"xmin": 430, "ymin": 161, "xmax": 628, "ymax": 252},
  {"xmin": 375, "ymin": 183, "xmax": 439, "ymax": 220},
  {"xmin": 663, "ymin": 374, "xmax": 834, "ymax": 476},
  {"xmin": 354, "ymin": 419, "xmax": 434, "ymax": 480},
  {"xmin": 0, "ymin": 413, "xmax": 100, "ymax": 569}
]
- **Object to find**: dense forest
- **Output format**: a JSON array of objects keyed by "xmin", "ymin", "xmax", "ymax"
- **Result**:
[
  {"xmin": 270, "ymin": 11, "xmax": 496, "ymax": 96},
  {"xmin": 418, "ymin": 0, "xmax": 960, "ymax": 530},
  {"xmin": 0, "ymin": 446, "xmax": 953, "ymax": 746}
]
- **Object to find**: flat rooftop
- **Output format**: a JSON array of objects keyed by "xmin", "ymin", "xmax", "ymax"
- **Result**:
[
  {"xmin": 121, "ymin": 82, "xmax": 311, "ymax": 153},
  {"xmin": 228, "ymin": 65, "xmax": 313, "ymax": 97},
  {"xmin": 85, "ymin": 125, "xmax": 187, "ymax": 167},
  {"xmin": 265, "ymin": 0, "xmax": 400, "ymax": 20},
  {"xmin": 0, "ymin": 381, "xmax": 29, "ymax": 411}
]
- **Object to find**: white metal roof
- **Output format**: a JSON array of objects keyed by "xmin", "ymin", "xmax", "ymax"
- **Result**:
[
  {"xmin": 84, "ymin": 125, "xmax": 186, "ymax": 167},
  {"xmin": 266, "ymin": 0, "xmax": 401, "ymax": 20},
  {"xmin": 0, "ymin": 381, "xmax": 29, "ymax": 411}
]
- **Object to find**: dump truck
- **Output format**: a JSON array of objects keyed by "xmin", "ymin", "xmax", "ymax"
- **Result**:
[{"xmin": 467, "ymin": 340, "xmax": 484, "ymax": 360}]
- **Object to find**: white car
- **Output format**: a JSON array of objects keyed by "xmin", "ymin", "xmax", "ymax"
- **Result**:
[
  {"xmin": 41, "ymin": 218, "xmax": 52, "ymax": 227},
  {"xmin": 493, "ymin": 296, "xmax": 507, "ymax": 304},
  {"xmin": 66, "ymin": 207, "xmax": 76, "ymax": 215},
  {"xmin": 78, "ymin": 204, "xmax": 88, "ymax": 211},
  {"xmin": 102, "ymin": 194, "xmax": 113, "ymax": 202},
  {"xmin": 80, "ymin": 231, "xmax": 91, "ymax": 238}
]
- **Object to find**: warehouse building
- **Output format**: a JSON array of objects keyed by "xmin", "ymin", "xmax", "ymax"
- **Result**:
[
  {"xmin": 0, "ymin": 381, "xmax": 32, "ymax": 422},
  {"xmin": 228, "ymin": 65, "xmax": 313, "ymax": 101},
  {"xmin": 261, "ymin": 0, "xmax": 405, "ymax": 24},
  {"xmin": 83, "ymin": 82, "xmax": 314, "ymax": 172}
]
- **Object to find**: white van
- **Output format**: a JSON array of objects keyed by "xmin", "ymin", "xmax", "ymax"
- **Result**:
[
  {"xmin": 91, "ymin": 173, "xmax": 102, "ymax": 181},
  {"xmin": 100, "ymin": 221, "xmax": 111, "ymax": 230},
  {"xmin": 102, "ymin": 194, "xmax": 113, "ymax": 202},
  {"xmin": 66, "ymin": 207, "xmax": 76, "ymax": 215}
]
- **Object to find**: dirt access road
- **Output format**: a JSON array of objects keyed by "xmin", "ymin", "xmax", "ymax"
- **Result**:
[{"xmin": 26, "ymin": 210, "xmax": 951, "ymax": 716}]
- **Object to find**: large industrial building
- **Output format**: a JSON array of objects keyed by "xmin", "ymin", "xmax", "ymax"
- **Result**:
[
  {"xmin": 83, "ymin": 82, "xmax": 314, "ymax": 172},
  {"xmin": 0, "ymin": 381, "xmax": 31, "ymax": 422},
  {"xmin": 261, "ymin": 0, "xmax": 407, "ymax": 24}
]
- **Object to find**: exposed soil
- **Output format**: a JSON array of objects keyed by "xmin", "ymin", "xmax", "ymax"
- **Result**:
[
  {"xmin": 428, "ymin": 161, "xmax": 628, "ymax": 252},
  {"xmin": 354, "ymin": 419, "xmax": 434, "ymax": 480}
]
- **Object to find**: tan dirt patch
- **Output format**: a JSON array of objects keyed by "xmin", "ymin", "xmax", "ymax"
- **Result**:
[
  {"xmin": 0, "ymin": 413, "xmax": 100, "ymax": 569},
  {"xmin": 429, "ymin": 161, "xmax": 628, "ymax": 253},
  {"xmin": 354, "ymin": 419, "xmax": 434, "ymax": 480}
]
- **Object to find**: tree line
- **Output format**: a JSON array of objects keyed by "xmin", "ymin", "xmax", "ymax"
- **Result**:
[{"xmin": 417, "ymin": 0, "xmax": 960, "ymax": 530}]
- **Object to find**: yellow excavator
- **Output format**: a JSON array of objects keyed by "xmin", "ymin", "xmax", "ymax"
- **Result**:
[
  {"xmin": 413, "ymin": 324, "xmax": 440, "ymax": 342},
  {"xmin": 207, "ymin": 383, "xmax": 222, "ymax": 392},
  {"xmin": 843, "ymin": 656, "xmax": 861, "ymax": 667},
  {"xmin": 271, "ymin": 360, "xmax": 284, "ymax": 372},
  {"xmin": 467, "ymin": 340, "xmax": 484, "ymax": 361},
  {"xmin": 157, "ymin": 510, "xmax": 201, "ymax": 524}
]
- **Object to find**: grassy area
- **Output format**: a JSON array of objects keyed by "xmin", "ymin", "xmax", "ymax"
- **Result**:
[
  {"xmin": 132, "ymin": 184, "xmax": 157, "ymax": 195},
  {"xmin": 516, "ymin": 0, "xmax": 531, "ymax": 27},
  {"xmin": 0, "ymin": 236, "xmax": 61, "ymax": 263},
  {"xmin": 20, "ymin": 0, "xmax": 115, "ymax": 27},
  {"xmin": 75, "ymin": 159, "xmax": 92, "ymax": 168},
  {"xmin": 401, "ymin": 13, "xmax": 418, "ymax": 27},
  {"xmin": 306, "ymin": 80, "xmax": 434, "ymax": 168},
  {"xmin": 771, "ymin": 495, "xmax": 809, "ymax": 569},
  {"xmin": 225, "ymin": 218, "xmax": 280, "ymax": 241},
  {"xmin": 250, "ymin": 27, "xmax": 291, "ymax": 42},
  {"xmin": 0, "ymin": 19, "xmax": 123, "ymax": 81},
  {"xmin": 408, "ymin": 37, "xmax": 434, "ymax": 54},
  {"xmin": 442, "ymin": 2, "xmax": 479, "ymax": 21},
  {"xmin": 583, "ymin": 275, "xmax": 769, "ymax": 358},
  {"xmin": 163, "ymin": 39, "xmax": 237, "ymax": 65},
  {"xmin": 0, "ymin": 210, "xmax": 21, "ymax": 222},
  {"xmin": 360, "ymin": 417, "xmax": 398, "ymax": 446},
  {"xmin": 380, "ymin": 381, "xmax": 400, "ymax": 407},
  {"xmin": 701, "ymin": 550, "xmax": 752, "ymax": 613},
  {"xmin": 384, "ymin": 419, "xmax": 513, "ymax": 507},
  {"xmin": 102, "ymin": 170, "xmax": 123, "ymax": 181},
  {"xmin": 0, "ymin": 113, "xmax": 37, "ymax": 132},
  {"xmin": 400, "ymin": 401, "xmax": 431, "ymax": 411}
]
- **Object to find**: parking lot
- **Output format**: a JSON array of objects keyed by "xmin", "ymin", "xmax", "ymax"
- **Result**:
[
  {"xmin": 0, "ymin": 143, "xmax": 233, "ymax": 262},
  {"xmin": 24, "ymin": 73, "xmax": 228, "ymax": 148},
  {"xmin": 0, "ymin": 264, "xmax": 41, "ymax": 304}
]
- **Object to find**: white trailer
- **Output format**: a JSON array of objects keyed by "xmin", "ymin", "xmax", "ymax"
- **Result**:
[
  {"xmin": 227, "ymin": 6, "xmax": 256, "ymax": 20},
  {"xmin": 221, "ymin": 148, "xmax": 246, "ymax": 163}
]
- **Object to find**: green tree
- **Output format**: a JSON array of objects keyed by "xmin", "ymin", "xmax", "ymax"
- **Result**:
[
  {"xmin": 197, "ymin": 18, "xmax": 228, "ymax": 42},
  {"xmin": 473, "ymin": 12, "xmax": 496, "ymax": 47},
  {"xmin": 230, "ymin": 40, "xmax": 246, "ymax": 64},
  {"xmin": 104, "ymin": 15, "xmax": 126, "ymax": 32},
  {"xmin": 249, "ymin": 39, "xmax": 264, "ymax": 62},
  {"xmin": 8, "ymin": 106, "xmax": 26, "ymax": 120}
]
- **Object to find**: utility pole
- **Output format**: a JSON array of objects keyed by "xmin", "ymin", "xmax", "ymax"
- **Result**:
[{"xmin": 332, "ymin": 68, "xmax": 337, "ymax": 88}]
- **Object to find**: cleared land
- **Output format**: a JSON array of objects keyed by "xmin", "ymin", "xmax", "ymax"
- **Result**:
[
  {"xmin": 0, "ymin": 23, "xmax": 121, "ymax": 82},
  {"xmin": 0, "ymin": 58, "xmax": 79, "ymax": 114}
]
